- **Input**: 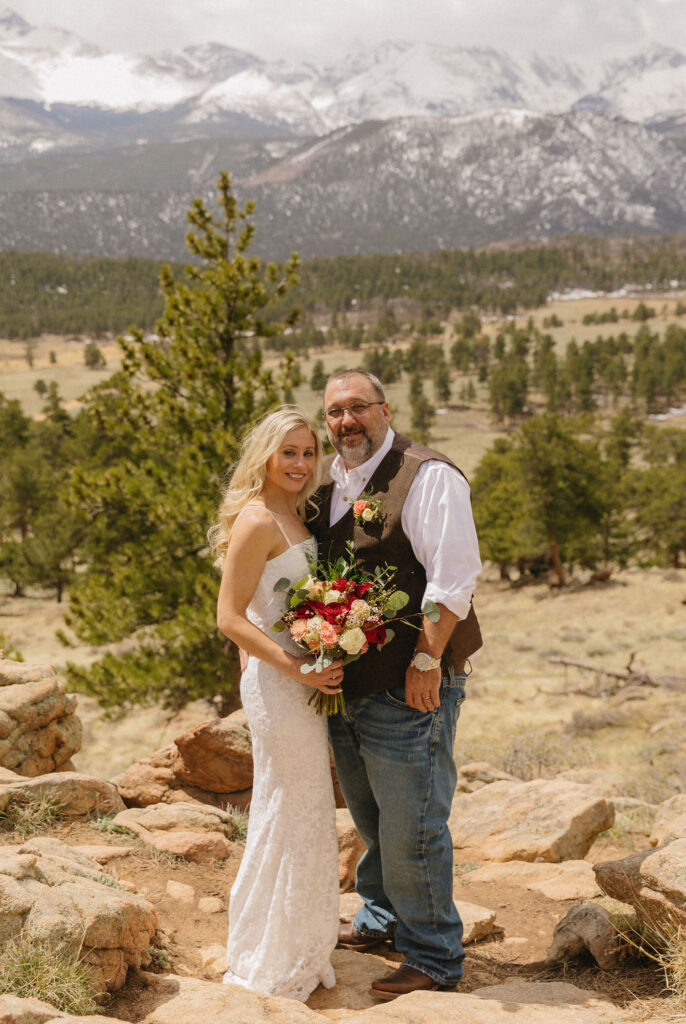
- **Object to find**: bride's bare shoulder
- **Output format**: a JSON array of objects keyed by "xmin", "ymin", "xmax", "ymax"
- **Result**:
[{"xmin": 230, "ymin": 505, "xmax": 278, "ymax": 546}]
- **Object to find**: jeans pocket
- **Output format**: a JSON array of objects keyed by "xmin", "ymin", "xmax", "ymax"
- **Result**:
[{"xmin": 383, "ymin": 685, "xmax": 416, "ymax": 710}]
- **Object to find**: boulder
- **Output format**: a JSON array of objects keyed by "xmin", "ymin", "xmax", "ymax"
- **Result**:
[
  {"xmin": 114, "ymin": 708, "xmax": 345, "ymax": 810},
  {"xmin": 0, "ymin": 837, "xmax": 157, "ymax": 993},
  {"xmin": 112, "ymin": 708, "xmax": 253, "ymax": 809},
  {"xmin": 556, "ymin": 767, "xmax": 629, "ymax": 796},
  {"xmin": 339, "ymin": 893, "xmax": 496, "ymax": 945},
  {"xmin": 112, "ymin": 802, "xmax": 241, "ymax": 863},
  {"xmin": 0, "ymin": 658, "xmax": 82, "ymax": 776},
  {"xmin": 0, "ymin": 994, "xmax": 127, "ymax": 1023},
  {"xmin": 338, "ymin": 981, "xmax": 633, "ymax": 1023},
  {"xmin": 133, "ymin": 972, "xmax": 326, "ymax": 1023},
  {"xmin": 336, "ymin": 809, "xmax": 365, "ymax": 892},
  {"xmin": 456, "ymin": 761, "xmax": 520, "ymax": 792},
  {"xmin": 0, "ymin": 772, "xmax": 124, "ymax": 818},
  {"xmin": 594, "ymin": 839, "xmax": 686, "ymax": 931},
  {"xmin": 467, "ymin": 860, "xmax": 601, "ymax": 901},
  {"xmin": 453, "ymin": 900, "xmax": 498, "ymax": 943},
  {"xmin": 308, "ymin": 949, "xmax": 398, "ymax": 1016},
  {"xmin": 546, "ymin": 903, "xmax": 621, "ymax": 970},
  {"xmin": 650, "ymin": 794, "xmax": 686, "ymax": 846},
  {"xmin": 449, "ymin": 780, "xmax": 614, "ymax": 862}
]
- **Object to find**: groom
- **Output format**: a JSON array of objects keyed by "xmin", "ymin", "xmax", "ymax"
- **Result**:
[{"xmin": 307, "ymin": 368, "xmax": 482, "ymax": 1000}]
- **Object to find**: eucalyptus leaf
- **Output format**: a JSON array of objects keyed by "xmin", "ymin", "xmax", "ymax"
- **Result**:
[
  {"xmin": 273, "ymin": 577, "xmax": 291, "ymax": 593},
  {"xmin": 422, "ymin": 599, "xmax": 441, "ymax": 622},
  {"xmin": 386, "ymin": 590, "xmax": 409, "ymax": 612},
  {"xmin": 271, "ymin": 621, "xmax": 286, "ymax": 633},
  {"xmin": 293, "ymin": 575, "xmax": 309, "ymax": 590}
]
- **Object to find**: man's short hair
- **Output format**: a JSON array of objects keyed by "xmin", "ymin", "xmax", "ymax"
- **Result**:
[{"xmin": 324, "ymin": 368, "xmax": 386, "ymax": 402}]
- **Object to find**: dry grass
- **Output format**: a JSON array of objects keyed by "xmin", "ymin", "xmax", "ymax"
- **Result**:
[
  {"xmin": 0, "ymin": 932, "xmax": 99, "ymax": 1015},
  {"xmin": 226, "ymin": 803, "xmax": 249, "ymax": 842},
  {"xmin": 0, "ymin": 792, "xmax": 65, "ymax": 838},
  {"xmin": 460, "ymin": 724, "xmax": 592, "ymax": 780}
]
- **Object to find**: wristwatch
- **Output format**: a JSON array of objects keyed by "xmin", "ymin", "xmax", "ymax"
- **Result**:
[{"xmin": 411, "ymin": 652, "xmax": 441, "ymax": 672}]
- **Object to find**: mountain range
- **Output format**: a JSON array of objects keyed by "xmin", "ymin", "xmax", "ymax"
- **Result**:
[{"xmin": 0, "ymin": 7, "xmax": 685, "ymax": 259}]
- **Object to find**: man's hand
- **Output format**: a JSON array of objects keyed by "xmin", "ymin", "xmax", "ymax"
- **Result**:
[{"xmin": 404, "ymin": 663, "xmax": 441, "ymax": 712}]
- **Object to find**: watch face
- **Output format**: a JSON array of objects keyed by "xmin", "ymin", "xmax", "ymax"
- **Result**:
[{"xmin": 414, "ymin": 652, "xmax": 434, "ymax": 670}]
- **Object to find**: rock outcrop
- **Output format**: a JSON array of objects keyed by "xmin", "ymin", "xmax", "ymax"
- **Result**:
[
  {"xmin": 0, "ymin": 657, "xmax": 82, "ymax": 776},
  {"xmin": 112, "ymin": 710, "xmax": 254, "ymax": 809},
  {"xmin": 112, "ymin": 802, "xmax": 242, "ymax": 863},
  {"xmin": 336, "ymin": 809, "xmax": 365, "ymax": 892},
  {"xmin": 456, "ymin": 761, "xmax": 520, "ymax": 792},
  {"xmin": 0, "ymin": 771, "xmax": 124, "ymax": 818},
  {"xmin": 449, "ymin": 779, "xmax": 614, "ymax": 862},
  {"xmin": 546, "ymin": 903, "xmax": 621, "ymax": 970},
  {"xmin": 131, "ymin": 972, "xmax": 325, "ymax": 1023},
  {"xmin": 113, "ymin": 709, "xmax": 345, "ymax": 811},
  {"xmin": 0, "ymin": 837, "xmax": 157, "ymax": 993},
  {"xmin": 649, "ymin": 794, "xmax": 686, "ymax": 846},
  {"xmin": 0, "ymin": 994, "xmax": 126, "ymax": 1023},
  {"xmin": 467, "ymin": 859, "xmax": 601, "ymax": 900},
  {"xmin": 594, "ymin": 839, "xmax": 686, "ymax": 931}
]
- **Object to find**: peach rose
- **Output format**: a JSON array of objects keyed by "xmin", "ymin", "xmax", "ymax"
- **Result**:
[
  {"xmin": 290, "ymin": 619, "xmax": 310, "ymax": 642},
  {"xmin": 353, "ymin": 500, "xmax": 368, "ymax": 515},
  {"xmin": 319, "ymin": 621, "xmax": 341, "ymax": 645}
]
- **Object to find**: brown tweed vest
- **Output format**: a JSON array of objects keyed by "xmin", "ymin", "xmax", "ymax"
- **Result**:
[{"xmin": 306, "ymin": 433, "xmax": 482, "ymax": 700}]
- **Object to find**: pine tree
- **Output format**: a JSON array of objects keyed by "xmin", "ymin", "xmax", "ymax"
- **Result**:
[
  {"xmin": 408, "ymin": 374, "xmax": 435, "ymax": 444},
  {"xmin": 64, "ymin": 174, "xmax": 300, "ymax": 713}
]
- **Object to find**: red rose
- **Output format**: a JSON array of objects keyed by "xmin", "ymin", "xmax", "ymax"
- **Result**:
[
  {"xmin": 354, "ymin": 582, "xmax": 372, "ymax": 597},
  {"xmin": 331, "ymin": 578, "xmax": 349, "ymax": 592},
  {"xmin": 309, "ymin": 600, "xmax": 346, "ymax": 624},
  {"xmin": 363, "ymin": 625, "xmax": 387, "ymax": 645}
]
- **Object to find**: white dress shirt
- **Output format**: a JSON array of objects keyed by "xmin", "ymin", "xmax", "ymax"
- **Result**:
[{"xmin": 328, "ymin": 428, "xmax": 481, "ymax": 621}]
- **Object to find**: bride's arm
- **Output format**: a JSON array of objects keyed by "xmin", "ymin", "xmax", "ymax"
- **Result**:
[
  {"xmin": 217, "ymin": 508, "xmax": 303, "ymax": 679},
  {"xmin": 217, "ymin": 509, "xmax": 342, "ymax": 692}
]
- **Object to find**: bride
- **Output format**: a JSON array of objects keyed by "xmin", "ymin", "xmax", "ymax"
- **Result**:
[{"xmin": 210, "ymin": 407, "xmax": 343, "ymax": 1002}]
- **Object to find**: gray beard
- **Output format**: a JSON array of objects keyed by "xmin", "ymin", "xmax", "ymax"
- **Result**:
[{"xmin": 336, "ymin": 433, "xmax": 373, "ymax": 467}]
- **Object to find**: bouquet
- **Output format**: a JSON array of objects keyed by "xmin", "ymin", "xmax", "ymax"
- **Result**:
[{"xmin": 272, "ymin": 541, "xmax": 439, "ymax": 714}]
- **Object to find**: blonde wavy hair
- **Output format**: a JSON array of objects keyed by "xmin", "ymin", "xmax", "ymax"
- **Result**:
[{"xmin": 208, "ymin": 406, "xmax": 323, "ymax": 566}]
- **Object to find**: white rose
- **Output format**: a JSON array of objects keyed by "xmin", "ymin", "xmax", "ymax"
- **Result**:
[
  {"xmin": 349, "ymin": 599, "xmax": 370, "ymax": 618},
  {"xmin": 304, "ymin": 577, "xmax": 325, "ymax": 598},
  {"xmin": 322, "ymin": 588, "xmax": 342, "ymax": 605},
  {"xmin": 339, "ymin": 627, "xmax": 367, "ymax": 655},
  {"xmin": 361, "ymin": 507, "xmax": 375, "ymax": 521}
]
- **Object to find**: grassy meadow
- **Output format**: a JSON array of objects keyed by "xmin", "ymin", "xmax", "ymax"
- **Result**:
[{"xmin": 2, "ymin": 289, "xmax": 685, "ymax": 794}]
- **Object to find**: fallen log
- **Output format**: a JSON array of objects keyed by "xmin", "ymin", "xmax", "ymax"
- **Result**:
[{"xmin": 546, "ymin": 654, "xmax": 686, "ymax": 697}]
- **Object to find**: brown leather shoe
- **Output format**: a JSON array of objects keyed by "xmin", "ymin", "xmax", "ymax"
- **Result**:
[
  {"xmin": 370, "ymin": 963, "xmax": 456, "ymax": 1001},
  {"xmin": 337, "ymin": 922, "xmax": 389, "ymax": 952}
]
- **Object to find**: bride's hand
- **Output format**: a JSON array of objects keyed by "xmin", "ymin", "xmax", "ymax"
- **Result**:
[{"xmin": 290, "ymin": 657, "xmax": 344, "ymax": 694}]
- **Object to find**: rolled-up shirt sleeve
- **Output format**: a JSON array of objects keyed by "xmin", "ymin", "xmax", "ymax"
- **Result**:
[{"xmin": 401, "ymin": 460, "xmax": 482, "ymax": 621}]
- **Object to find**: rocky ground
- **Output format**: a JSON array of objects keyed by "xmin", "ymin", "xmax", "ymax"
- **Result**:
[{"xmin": 1, "ymin": 565, "xmax": 686, "ymax": 1023}]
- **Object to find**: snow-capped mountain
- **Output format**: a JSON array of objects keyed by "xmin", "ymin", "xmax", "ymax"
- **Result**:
[
  {"xmin": 575, "ymin": 44, "xmax": 686, "ymax": 125},
  {"xmin": 1, "ymin": 7, "xmax": 685, "ymax": 142},
  {"xmin": 1, "ymin": 110, "xmax": 683, "ymax": 260}
]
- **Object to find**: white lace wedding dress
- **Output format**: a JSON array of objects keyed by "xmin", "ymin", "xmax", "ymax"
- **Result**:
[{"xmin": 223, "ymin": 526, "xmax": 339, "ymax": 1002}]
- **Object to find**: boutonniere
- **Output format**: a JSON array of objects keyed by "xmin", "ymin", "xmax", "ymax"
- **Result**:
[{"xmin": 350, "ymin": 486, "xmax": 385, "ymax": 526}]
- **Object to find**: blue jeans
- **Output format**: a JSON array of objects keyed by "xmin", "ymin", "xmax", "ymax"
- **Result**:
[{"xmin": 328, "ymin": 669, "xmax": 467, "ymax": 986}]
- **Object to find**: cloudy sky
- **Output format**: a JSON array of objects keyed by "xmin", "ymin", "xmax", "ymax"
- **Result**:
[{"xmin": 8, "ymin": 0, "xmax": 686, "ymax": 64}]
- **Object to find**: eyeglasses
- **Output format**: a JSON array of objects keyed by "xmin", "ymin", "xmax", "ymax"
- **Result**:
[{"xmin": 325, "ymin": 400, "xmax": 385, "ymax": 422}]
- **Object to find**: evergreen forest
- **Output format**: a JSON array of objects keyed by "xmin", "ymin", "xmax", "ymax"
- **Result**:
[{"xmin": 1, "ymin": 178, "xmax": 685, "ymax": 714}]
